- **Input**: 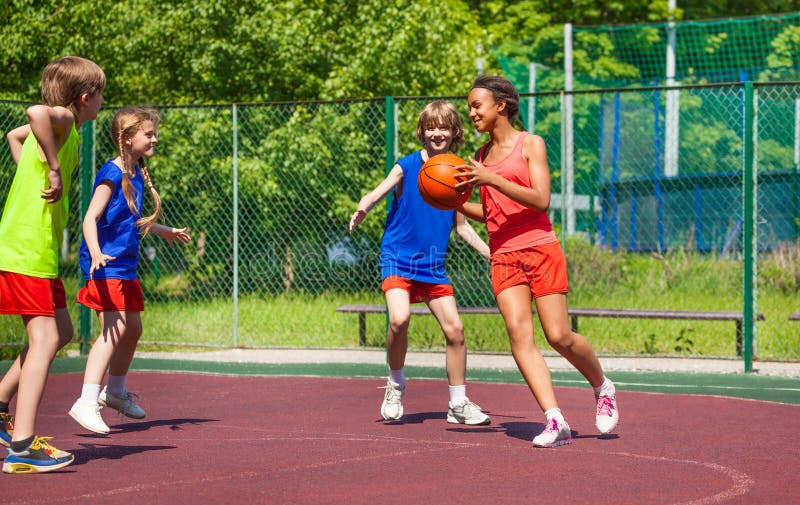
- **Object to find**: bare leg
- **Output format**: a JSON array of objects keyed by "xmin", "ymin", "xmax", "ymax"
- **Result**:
[
  {"xmin": 107, "ymin": 312, "xmax": 142, "ymax": 377},
  {"xmin": 426, "ymin": 295, "xmax": 465, "ymax": 386},
  {"xmin": 496, "ymin": 285, "xmax": 558, "ymax": 412},
  {"xmin": 12, "ymin": 315, "xmax": 60, "ymax": 441},
  {"xmin": 535, "ymin": 294, "xmax": 604, "ymax": 388},
  {"xmin": 83, "ymin": 311, "xmax": 127, "ymax": 386},
  {"xmin": 384, "ymin": 289, "xmax": 411, "ymax": 371},
  {"xmin": 0, "ymin": 308, "xmax": 73, "ymax": 405}
]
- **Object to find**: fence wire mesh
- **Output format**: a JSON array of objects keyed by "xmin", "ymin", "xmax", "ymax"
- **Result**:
[{"xmin": 0, "ymin": 81, "xmax": 798, "ymax": 360}]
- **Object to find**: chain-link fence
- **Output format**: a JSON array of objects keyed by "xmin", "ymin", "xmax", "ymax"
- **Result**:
[{"xmin": 0, "ymin": 81, "xmax": 798, "ymax": 361}]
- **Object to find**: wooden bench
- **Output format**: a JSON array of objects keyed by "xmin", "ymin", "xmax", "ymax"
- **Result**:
[{"xmin": 336, "ymin": 304, "xmax": 765, "ymax": 355}]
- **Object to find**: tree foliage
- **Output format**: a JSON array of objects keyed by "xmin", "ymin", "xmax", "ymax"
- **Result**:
[{"xmin": 2, "ymin": 0, "xmax": 796, "ymax": 104}]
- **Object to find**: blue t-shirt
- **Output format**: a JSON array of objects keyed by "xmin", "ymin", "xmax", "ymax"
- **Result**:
[
  {"xmin": 79, "ymin": 160, "xmax": 144, "ymax": 280},
  {"xmin": 380, "ymin": 151, "xmax": 455, "ymax": 284}
]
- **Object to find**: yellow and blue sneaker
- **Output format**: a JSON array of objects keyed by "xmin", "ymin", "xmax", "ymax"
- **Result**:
[
  {"xmin": 0, "ymin": 413, "xmax": 12, "ymax": 447},
  {"xmin": 2, "ymin": 436, "xmax": 74, "ymax": 474}
]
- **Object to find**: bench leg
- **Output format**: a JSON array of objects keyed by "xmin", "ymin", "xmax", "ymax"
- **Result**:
[
  {"xmin": 735, "ymin": 320, "xmax": 742, "ymax": 357},
  {"xmin": 359, "ymin": 313, "xmax": 366, "ymax": 347},
  {"xmin": 570, "ymin": 315, "xmax": 578, "ymax": 333}
]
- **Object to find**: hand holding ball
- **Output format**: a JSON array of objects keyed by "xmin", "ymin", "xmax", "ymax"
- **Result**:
[{"xmin": 417, "ymin": 154, "xmax": 473, "ymax": 210}]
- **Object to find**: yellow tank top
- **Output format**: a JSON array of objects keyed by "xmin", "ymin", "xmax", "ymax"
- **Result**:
[{"xmin": 0, "ymin": 124, "xmax": 80, "ymax": 278}]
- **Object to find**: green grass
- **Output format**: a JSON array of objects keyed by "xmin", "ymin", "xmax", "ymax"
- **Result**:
[{"xmin": 0, "ymin": 244, "xmax": 798, "ymax": 360}]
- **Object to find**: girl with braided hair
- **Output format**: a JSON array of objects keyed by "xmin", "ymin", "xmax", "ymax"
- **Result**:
[{"xmin": 69, "ymin": 106, "xmax": 191, "ymax": 434}]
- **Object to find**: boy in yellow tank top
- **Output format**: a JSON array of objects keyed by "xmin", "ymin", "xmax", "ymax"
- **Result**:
[{"xmin": 0, "ymin": 56, "xmax": 105, "ymax": 473}]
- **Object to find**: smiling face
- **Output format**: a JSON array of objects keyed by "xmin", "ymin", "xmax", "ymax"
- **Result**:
[
  {"xmin": 126, "ymin": 120, "xmax": 158, "ymax": 159},
  {"xmin": 468, "ymin": 87, "xmax": 503, "ymax": 133},
  {"xmin": 422, "ymin": 125, "xmax": 454, "ymax": 156}
]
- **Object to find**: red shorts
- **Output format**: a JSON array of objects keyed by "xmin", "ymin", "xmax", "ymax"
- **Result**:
[
  {"xmin": 0, "ymin": 271, "xmax": 66, "ymax": 317},
  {"xmin": 381, "ymin": 275, "xmax": 454, "ymax": 304},
  {"xmin": 490, "ymin": 241, "xmax": 569, "ymax": 298},
  {"xmin": 77, "ymin": 279, "xmax": 144, "ymax": 312}
]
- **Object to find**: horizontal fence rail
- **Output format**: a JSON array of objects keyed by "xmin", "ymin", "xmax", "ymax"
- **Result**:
[{"xmin": 0, "ymin": 81, "xmax": 797, "ymax": 365}]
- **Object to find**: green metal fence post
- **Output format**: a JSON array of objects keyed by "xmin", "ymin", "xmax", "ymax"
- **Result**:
[
  {"xmin": 742, "ymin": 82, "xmax": 757, "ymax": 373},
  {"xmin": 79, "ymin": 121, "xmax": 95, "ymax": 355},
  {"xmin": 232, "ymin": 104, "xmax": 239, "ymax": 348}
]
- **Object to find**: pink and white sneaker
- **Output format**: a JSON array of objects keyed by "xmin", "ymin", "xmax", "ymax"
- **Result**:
[
  {"xmin": 595, "ymin": 392, "xmax": 619, "ymax": 434},
  {"xmin": 532, "ymin": 417, "xmax": 572, "ymax": 448}
]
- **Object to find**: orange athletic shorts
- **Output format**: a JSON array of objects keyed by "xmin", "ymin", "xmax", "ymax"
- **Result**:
[
  {"xmin": 381, "ymin": 275, "xmax": 454, "ymax": 303},
  {"xmin": 77, "ymin": 279, "xmax": 144, "ymax": 312},
  {"xmin": 490, "ymin": 241, "xmax": 569, "ymax": 298},
  {"xmin": 0, "ymin": 271, "xmax": 66, "ymax": 317}
]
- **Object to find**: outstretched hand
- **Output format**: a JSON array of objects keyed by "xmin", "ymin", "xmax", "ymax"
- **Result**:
[
  {"xmin": 349, "ymin": 209, "xmax": 367, "ymax": 234},
  {"xmin": 163, "ymin": 227, "xmax": 191, "ymax": 247}
]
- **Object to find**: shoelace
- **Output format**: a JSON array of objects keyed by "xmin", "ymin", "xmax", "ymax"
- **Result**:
[
  {"xmin": 456, "ymin": 400, "xmax": 484, "ymax": 414},
  {"xmin": 31, "ymin": 436, "xmax": 58, "ymax": 457},
  {"xmin": 544, "ymin": 418, "xmax": 561, "ymax": 433},
  {"xmin": 596, "ymin": 395, "xmax": 616, "ymax": 416},
  {"xmin": 380, "ymin": 385, "xmax": 403, "ymax": 403}
]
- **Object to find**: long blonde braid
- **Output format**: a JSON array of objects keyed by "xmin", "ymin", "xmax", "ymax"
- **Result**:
[{"xmin": 110, "ymin": 106, "xmax": 163, "ymax": 235}]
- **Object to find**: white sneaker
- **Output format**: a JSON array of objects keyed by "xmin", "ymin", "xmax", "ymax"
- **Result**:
[
  {"xmin": 447, "ymin": 398, "xmax": 491, "ymax": 425},
  {"xmin": 380, "ymin": 380, "xmax": 405, "ymax": 420},
  {"xmin": 532, "ymin": 417, "xmax": 572, "ymax": 448},
  {"xmin": 99, "ymin": 387, "xmax": 146, "ymax": 419},
  {"xmin": 595, "ymin": 392, "xmax": 619, "ymax": 434},
  {"xmin": 68, "ymin": 399, "xmax": 110, "ymax": 434}
]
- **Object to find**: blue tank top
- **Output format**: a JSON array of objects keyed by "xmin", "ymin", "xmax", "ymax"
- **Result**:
[
  {"xmin": 79, "ymin": 160, "xmax": 144, "ymax": 280},
  {"xmin": 379, "ymin": 151, "xmax": 455, "ymax": 284}
]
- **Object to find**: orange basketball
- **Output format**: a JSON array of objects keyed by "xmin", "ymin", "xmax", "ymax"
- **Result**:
[{"xmin": 417, "ymin": 153, "xmax": 472, "ymax": 210}]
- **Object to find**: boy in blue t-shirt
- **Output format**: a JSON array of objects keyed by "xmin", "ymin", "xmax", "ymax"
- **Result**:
[{"xmin": 349, "ymin": 101, "xmax": 491, "ymax": 425}]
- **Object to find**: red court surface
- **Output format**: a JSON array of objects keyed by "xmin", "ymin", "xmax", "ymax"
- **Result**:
[{"xmin": 2, "ymin": 372, "xmax": 798, "ymax": 505}]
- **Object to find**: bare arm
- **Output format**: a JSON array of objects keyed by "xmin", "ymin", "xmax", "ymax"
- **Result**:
[
  {"xmin": 454, "ymin": 212, "xmax": 490, "ymax": 259},
  {"xmin": 457, "ymin": 201, "xmax": 485, "ymax": 223},
  {"xmin": 150, "ymin": 223, "xmax": 192, "ymax": 246},
  {"xmin": 6, "ymin": 125, "xmax": 31, "ymax": 164},
  {"xmin": 349, "ymin": 164, "xmax": 404, "ymax": 233},
  {"xmin": 82, "ymin": 182, "xmax": 115, "ymax": 279},
  {"xmin": 458, "ymin": 135, "xmax": 551, "ymax": 212},
  {"xmin": 26, "ymin": 105, "xmax": 75, "ymax": 203}
]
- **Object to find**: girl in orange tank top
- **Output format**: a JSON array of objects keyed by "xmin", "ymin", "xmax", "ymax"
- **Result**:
[{"xmin": 457, "ymin": 75, "xmax": 619, "ymax": 448}]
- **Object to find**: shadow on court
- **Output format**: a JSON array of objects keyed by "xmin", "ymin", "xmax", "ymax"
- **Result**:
[{"xmin": 0, "ymin": 372, "xmax": 797, "ymax": 504}]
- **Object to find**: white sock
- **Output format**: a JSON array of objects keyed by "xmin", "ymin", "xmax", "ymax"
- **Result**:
[
  {"xmin": 80, "ymin": 384, "xmax": 102, "ymax": 404},
  {"xmin": 448, "ymin": 384, "xmax": 467, "ymax": 405},
  {"xmin": 107, "ymin": 374, "xmax": 127, "ymax": 396},
  {"xmin": 544, "ymin": 407, "xmax": 564, "ymax": 423},
  {"xmin": 593, "ymin": 377, "xmax": 615, "ymax": 397},
  {"xmin": 389, "ymin": 368, "xmax": 405, "ymax": 388}
]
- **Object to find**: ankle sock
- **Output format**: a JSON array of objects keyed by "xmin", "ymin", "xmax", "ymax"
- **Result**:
[
  {"xmin": 388, "ymin": 368, "xmax": 406, "ymax": 388},
  {"xmin": 544, "ymin": 407, "xmax": 564, "ymax": 423},
  {"xmin": 107, "ymin": 374, "xmax": 127, "ymax": 396},
  {"xmin": 80, "ymin": 384, "xmax": 102, "ymax": 404},
  {"xmin": 448, "ymin": 384, "xmax": 467, "ymax": 404},
  {"xmin": 10, "ymin": 435, "xmax": 34, "ymax": 453},
  {"xmin": 593, "ymin": 377, "xmax": 616, "ymax": 397}
]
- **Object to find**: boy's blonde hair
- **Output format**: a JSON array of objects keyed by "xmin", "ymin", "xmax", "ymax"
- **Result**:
[
  {"xmin": 415, "ymin": 101, "xmax": 464, "ymax": 152},
  {"xmin": 111, "ymin": 106, "xmax": 163, "ymax": 235},
  {"xmin": 40, "ymin": 56, "xmax": 106, "ymax": 117}
]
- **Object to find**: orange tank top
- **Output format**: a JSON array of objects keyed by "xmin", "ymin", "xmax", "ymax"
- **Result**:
[{"xmin": 478, "ymin": 132, "xmax": 557, "ymax": 254}]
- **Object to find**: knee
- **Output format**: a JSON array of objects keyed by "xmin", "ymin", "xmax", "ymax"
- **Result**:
[
  {"xmin": 545, "ymin": 328, "xmax": 574, "ymax": 350},
  {"xmin": 387, "ymin": 316, "xmax": 409, "ymax": 336},
  {"xmin": 443, "ymin": 321, "xmax": 465, "ymax": 347}
]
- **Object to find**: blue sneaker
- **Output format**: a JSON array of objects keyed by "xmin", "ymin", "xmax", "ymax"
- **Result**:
[
  {"xmin": 0, "ymin": 413, "xmax": 12, "ymax": 447},
  {"xmin": 2, "ymin": 436, "xmax": 74, "ymax": 474}
]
